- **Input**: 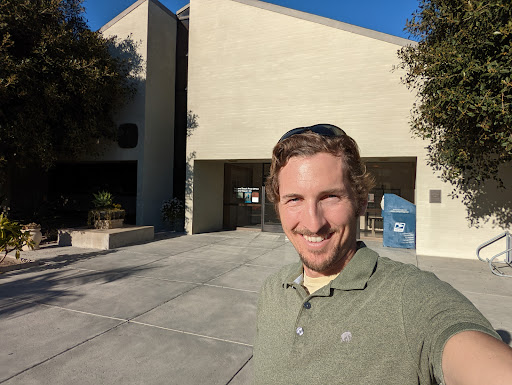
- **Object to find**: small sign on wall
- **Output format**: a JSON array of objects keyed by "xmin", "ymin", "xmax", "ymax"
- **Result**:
[
  {"xmin": 234, "ymin": 187, "xmax": 260, "ymax": 203},
  {"xmin": 429, "ymin": 189, "xmax": 442, "ymax": 203}
]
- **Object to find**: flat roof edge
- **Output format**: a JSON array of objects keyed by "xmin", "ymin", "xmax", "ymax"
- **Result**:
[
  {"xmin": 232, "ymin": 0, "xmax": 415, "ymax": 46},
  {"xmin": 152, "ymin": 0, "xmax": 178, "ymax": 20},
  {"xmin": 177, "ymin": 3, "xmax": 190, "ymax": 15},
  {"xmin": 100, "ymin": 0, "xmax": 176, "ymax": 33}
]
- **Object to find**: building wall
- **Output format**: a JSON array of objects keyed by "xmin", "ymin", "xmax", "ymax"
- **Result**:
[
  {"xmin": 100, "ymin": 0, "xmax": 149, "ymax": 162},
  {"xmin": 101, "ymin": 0, "xmax": 177, "ymax": 229},
  {"xmin": 186, "ymin": 0, "xmax": 510, "ymax": 258},
  {"xmin": 139, "ymin": 1, "xmax": 177, "ymax": 228},
  {"xmin": 416, "ymin": 159, "xmax": 512, "ymax": 259},
  {"xmin": 191, "ymin": 161, "xmax": 224, "ymax": 233},
  {"xmin": 186, "ymin": 0, "xmax": 422, "ymax": 232},
  {"xmin": 187, "ymin": 0, "xmax": 418, "ymax": 160}
]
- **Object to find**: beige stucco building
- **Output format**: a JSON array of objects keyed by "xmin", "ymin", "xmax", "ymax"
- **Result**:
[
  {"xmin": 96, "ymin": 0, "xmax": 178, "ymax": 229},
  {"xmin": 101, "ymin": 0, "xmax": 509, "ymax": 259}
]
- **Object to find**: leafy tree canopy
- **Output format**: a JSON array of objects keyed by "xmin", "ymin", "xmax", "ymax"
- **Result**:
[
  {"xmin": 0, "ymin": 0, "xmax": 141, "ymax": 170},
  {"xmin": 398, "ymin": 0, "xmax": 512, "ymax": 226}
]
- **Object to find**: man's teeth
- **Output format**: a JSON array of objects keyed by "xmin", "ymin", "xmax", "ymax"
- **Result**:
[{"xmin": 303, "ymin": 235, "xmax": 326, "ymax": 243}]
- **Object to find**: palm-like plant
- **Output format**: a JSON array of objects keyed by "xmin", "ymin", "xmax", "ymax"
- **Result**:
[{"xmin": 92, "ymin": 191, "xmax": 114, "ymax": 209}]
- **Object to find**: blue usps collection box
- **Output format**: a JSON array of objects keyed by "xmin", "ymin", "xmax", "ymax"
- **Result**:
[{"xmin": 382, "ymin": 194, "xmax": 416, "ymax": 249}]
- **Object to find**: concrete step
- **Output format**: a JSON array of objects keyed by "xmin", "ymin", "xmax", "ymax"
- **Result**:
[{"xmin": 58, "ymin": 226, "xmax": 154, "ymax": 250}]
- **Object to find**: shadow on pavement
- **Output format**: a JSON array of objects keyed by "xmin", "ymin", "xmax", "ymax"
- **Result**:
[{"xmin": 0, "ymin": 249, "xmax": 159, "ymax": 318}]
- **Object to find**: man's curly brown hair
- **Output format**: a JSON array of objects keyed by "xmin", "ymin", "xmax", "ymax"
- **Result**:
[{"xmin": 265, "ymin": 130, "xmax": 375, "ymax": 215}]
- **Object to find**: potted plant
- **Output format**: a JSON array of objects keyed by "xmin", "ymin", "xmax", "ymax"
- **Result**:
[
  {"xmin": 87, "ymin": 191, "xmax": 125, "ymax": 229},
  {"xmin": 161, "ymin": 197, "xmax": 185, "ymax": 231},
  {"xmin": 0, "ymin": 213, "xmax": 33, "ymax": 263},
  {"xmin": 22, "ymin": 222, "xmax": 42, "ymax": 250}
]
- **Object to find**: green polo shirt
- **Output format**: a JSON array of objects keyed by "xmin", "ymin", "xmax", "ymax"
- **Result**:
[{"xmin": 253, "ymin": 244, "xmax": 500, "ymax": 385}]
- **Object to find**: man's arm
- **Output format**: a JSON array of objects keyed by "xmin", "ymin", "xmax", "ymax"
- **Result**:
[{"xmin": 442, "ymin": 330, "xmax": 512, "ymax": 385}]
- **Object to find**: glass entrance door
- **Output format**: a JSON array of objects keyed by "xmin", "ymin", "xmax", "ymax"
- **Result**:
[
  {"xmin": 261, "ymin": 186, "xmax": 283, "ymax": 232},
  {"xmin": 223, "ymin": 163, "xmax": 263, "ymax": 230},
  {"xmin": 223, "ymin": 162, "xmax": 283, "ymax": 232}
]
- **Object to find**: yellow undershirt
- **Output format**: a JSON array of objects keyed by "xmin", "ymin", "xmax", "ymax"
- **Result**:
[{"xmin": 303, "ymin": 271, "xmax": 341, "ymax": 294}]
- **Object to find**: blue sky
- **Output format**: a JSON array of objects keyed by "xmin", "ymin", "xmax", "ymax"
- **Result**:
[{"xmin": 82, "ymin": 0, "xmax": 419, "ymax": 39}]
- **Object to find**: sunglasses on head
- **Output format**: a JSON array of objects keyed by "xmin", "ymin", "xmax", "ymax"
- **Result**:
[{"xmin": 278, "ymin": 124, "xmax": 346, "ymax": 143}]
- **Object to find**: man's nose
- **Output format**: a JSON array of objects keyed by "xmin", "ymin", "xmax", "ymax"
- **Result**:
[{"xmin": 302, "ymin": 201, "xmax": 327, "ymax": 234}]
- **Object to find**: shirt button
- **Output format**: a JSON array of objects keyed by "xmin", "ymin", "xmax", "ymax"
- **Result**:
[
  {"xmin": 296, "ymin": 327, "xmax": 304, "ymax": 336},
  {"xmin": 303, "ymin": 302, "xmax": 311, "ymax": 309}
]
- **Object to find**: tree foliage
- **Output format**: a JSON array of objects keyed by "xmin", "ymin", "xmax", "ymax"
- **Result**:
[
  {"xmin": 0, "ymin": 0, "xmax": 141, "ymax": 170},
  {"xmin": 398, "ymin": 0, "xmax": 512, "ymax": 226}
]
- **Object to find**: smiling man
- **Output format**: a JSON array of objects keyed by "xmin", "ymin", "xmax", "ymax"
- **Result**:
[{"xmin": 253, "ymin": 124, "xmax": 512, "ymax": 385}]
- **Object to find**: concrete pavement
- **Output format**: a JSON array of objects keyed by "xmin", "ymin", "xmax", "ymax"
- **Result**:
[{"xmin": 1, "ymin": 231, "xmax": 511, "ymax": 384}]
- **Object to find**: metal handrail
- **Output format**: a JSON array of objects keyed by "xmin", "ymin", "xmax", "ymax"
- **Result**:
[{"xmin": 476, "ymin": 231, "xmax": 512, "ymax": 277}]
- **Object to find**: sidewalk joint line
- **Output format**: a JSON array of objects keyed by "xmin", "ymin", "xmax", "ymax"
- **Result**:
[
  {"xmin": 226, "ymin": 355, "xmax": 253, "ymax": 384},
  {"xmin": 202, "ymin": 283, "xmax": 259, "ymax": 293},
  {"xmin": 16, "ymin": 299, "xmax": 127, "ymax": 322},
  {"xmin": 0, "ymin": 319, "xmax": 125, "ymax": 384},
  {"xmin": 12, "ymin": 298, "xmax": 253, "ymax": 347},
  {"xmin": 127, "ymin": 320, "xmax": 253, "ymax": 347}
]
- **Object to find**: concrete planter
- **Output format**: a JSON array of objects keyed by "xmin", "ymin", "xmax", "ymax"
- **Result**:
[
  {"xmin": 22, "ymin": 227, "xmax": 42, "ymax": 250},
  {"xmin": 94, "ymin": 218, "xmax": 124, "ymax": 230},
  {"xmin": 88, "ymin": 209, "xmax": 125, "ymax": 230}
]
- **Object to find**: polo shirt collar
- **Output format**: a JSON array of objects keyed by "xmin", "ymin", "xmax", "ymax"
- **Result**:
[
  {"xmin": 284, "ymin": 263, "xmax": 305, "ymax": 288},
  {"xmin": 330, "ymin": 243, "xmax": 378, "ymax": 290},
  {"xmin": 283, "ymin": 242, "xmax": 378, "ymax": 291}
]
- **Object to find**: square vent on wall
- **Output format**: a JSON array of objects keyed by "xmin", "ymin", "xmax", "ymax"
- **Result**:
[{"xmin": 118, "ymin": 123, "xmax": 138, "ymax": 148}]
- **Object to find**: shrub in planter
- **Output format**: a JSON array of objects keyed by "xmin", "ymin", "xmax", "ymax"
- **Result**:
[
  {"xmin": 161, "ymin": 198, "xmax": 185, "ymax": 231},
  {"xmin": 0, "ymin": 213, "xmax": 33, "ymax": 262},
  {"xmin": 87, "ymin": 191, "xmax": 125, "ymax": 229}
]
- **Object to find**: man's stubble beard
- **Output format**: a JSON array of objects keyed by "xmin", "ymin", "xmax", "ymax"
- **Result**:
[
  {"xmin": 293, "ymin": 219, "xmax": 358, "ymax": 275},
  {"xmin": 298, "ymin": 243, "xmax": 344, "ymax": 274}
]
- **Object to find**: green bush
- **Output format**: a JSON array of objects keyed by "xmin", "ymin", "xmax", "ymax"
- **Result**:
[
  {"xmin": 0, "ymin": 213, "xmax": 33, "ymax": 261},
  {"xmin": 161, "ymin": 198, "xmax": 185, "ymax": 231}
]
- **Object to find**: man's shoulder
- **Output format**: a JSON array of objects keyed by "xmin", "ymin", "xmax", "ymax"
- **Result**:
[
  {"xmin": 374, "ymin": 254, "xmax": 422, "ymax": 276},
  {"xmin": 361, "ymin": 247, "xmax": 443, "ymax": 291},
  {"xmin": 370, "ymin": 250, "xmax": 468, "ymax": 304},
  {"xmin": 353, "ymin": 244, "xmax": 420, "ymax": 279},
  {"xmin": 378, "ymin": 255, "xmax": 437, "ymax": 279}
]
